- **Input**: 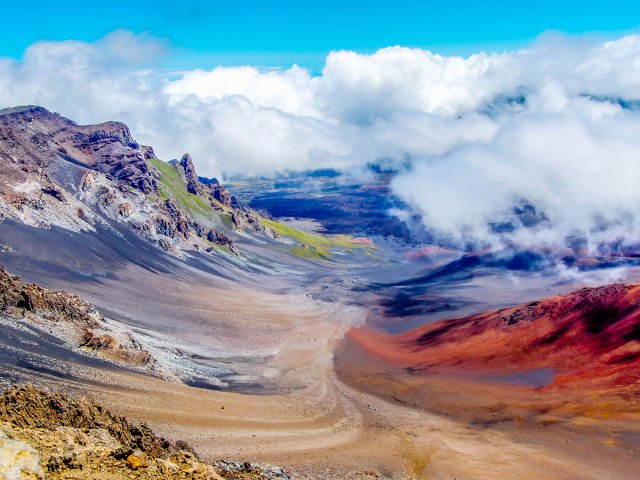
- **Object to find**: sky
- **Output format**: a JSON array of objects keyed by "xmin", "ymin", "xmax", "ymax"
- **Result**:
[
  {"xmin": 2, "ymin": 2, "xmax": 640, "ymax": 252},
  {"xmin": 2, "ymin": 1, "xmax": 640, "ymax": 70}
]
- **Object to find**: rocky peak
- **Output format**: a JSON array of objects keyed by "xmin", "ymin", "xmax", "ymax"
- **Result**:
[
  {"xmin": 0, "ymin": 105, "xmax": 73, "ymax": 125},
  {"xmin": 179, "ymin": 153, "xmax": 199, "ymax": 194},
  {"xmin": 0, "ymin": 105, "xmax": 157, "ymax": 194}
]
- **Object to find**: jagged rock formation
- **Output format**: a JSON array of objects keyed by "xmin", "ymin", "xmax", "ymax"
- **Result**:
[
  {"xmin": 207, "ymin": 230, "xmax": 239, "ymax": 255},
  {"xmin": 0, "ymin": 266, "xmax": 152, "ymax": 366},
  {"xmin": 179, "ymin": 153, "xmax": 200, "ymax": 194},
  {"xmin": 0, "ymin": 105, "xmax": 270, "ymax": 257},
  {"xmin": 0, "ymin": 385, "xmax": 290, "ymax": 479},
  {"xmin": 176, "ymin": 153, "xmax": 236, "ymax": 208}
]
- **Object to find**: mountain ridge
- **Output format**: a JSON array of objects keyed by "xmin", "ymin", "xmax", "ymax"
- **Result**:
[{"xmin": 0, "ymin": 105, "xmax": 370, "ymax": 264}]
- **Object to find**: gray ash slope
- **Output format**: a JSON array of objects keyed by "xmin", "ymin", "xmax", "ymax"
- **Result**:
[
  {"xmin": 0, "ymin": 105, "xmax": 278, "ymax": 257},
  {"xmin": 0, "ymin": 105, "xmax": 378, "ymax": 394}
]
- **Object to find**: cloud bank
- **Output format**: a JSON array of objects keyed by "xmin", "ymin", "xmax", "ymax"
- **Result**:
[{"xmin": 2, "ymin": 29, "xmax": 640, "ymax": 250}]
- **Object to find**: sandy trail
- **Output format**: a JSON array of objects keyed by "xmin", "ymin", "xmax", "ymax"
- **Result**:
[{"xmin": 41, "ymin": 265, "xmax": 630, "ymax": 479}]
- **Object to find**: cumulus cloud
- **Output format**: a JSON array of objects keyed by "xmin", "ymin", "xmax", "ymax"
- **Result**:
[
  {"xmin": 392, "ymin": 96, "xmax": 640, "ymax": 248},
  {"xmin": 2, "ymin": 30, "xmax": 640, "ymax": 251},
  {"xmin": 165, "ymin": 65, "xmax": 320, "ymax": 117}
]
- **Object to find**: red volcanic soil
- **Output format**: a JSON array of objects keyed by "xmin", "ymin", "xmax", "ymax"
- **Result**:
[
  {"xmin": 348, "ymin": 284, "xmax": 640, "ymax": 390},
  {"xmin": 404, "ymin": 245, "xmax": 459, "ymax": 261},
  {"xmin": 350, "ymin": 237, "xmax": 376, "ymax": 247}
]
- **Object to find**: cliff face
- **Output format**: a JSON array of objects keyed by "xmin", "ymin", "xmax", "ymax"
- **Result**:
[
  {"xmin": 0, "ymin": 385, "xmax": 290, "ymax": 479},
  {"xmin": 348, "ymin": 283, "xmax": 640, "ymax": 390},
  {"xmin": 0, "ymin": 106, "xmax": 157, "ymax": 194},
  {"xmin": 0, "ymin": 106, "xmax": 270, "ymax": 256}
]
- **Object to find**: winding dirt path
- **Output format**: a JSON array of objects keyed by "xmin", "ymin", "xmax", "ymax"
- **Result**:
[{"xmin": 51, "ymin": 265, "xmax": 636, "ymax": 479}]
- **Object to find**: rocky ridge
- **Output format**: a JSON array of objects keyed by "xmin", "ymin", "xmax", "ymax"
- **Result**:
[
  {"xmin": 0, "ymin": 265, "xmax": 152, "ymax": 367},
  {"xmin": 0, "ymin": 384, "xmax": 290, "ymax": 479},
  {"xmin": 0, "ymin": 106, "xmax": 274, "ymax": 257}
]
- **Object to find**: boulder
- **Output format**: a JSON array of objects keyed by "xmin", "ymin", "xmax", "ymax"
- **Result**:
[{"xmin": 0, "ymin": 430, "xmax": 45, "ymax": 480}]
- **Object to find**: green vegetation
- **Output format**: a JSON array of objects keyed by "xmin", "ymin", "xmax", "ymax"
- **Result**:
[
  {"xmin": 148, "ymin": 158, "xmax": 211, "ymax": 215},
  {"xmin": 147, "ymin": 158, "xmax": 372, "ymax": 261},
  {"xmin": 289, "ymin": 245, "xmax": 331, "ymax": 260},
  {"xmin": 261, "ymin": 217, "xmax": 371, "ymax": 260},
  {"xmin": 219, "ymin": 212, "xmax": 233, "ymax": 227}
]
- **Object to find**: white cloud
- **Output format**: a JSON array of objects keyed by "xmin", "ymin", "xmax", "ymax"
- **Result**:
[
  {"xmin": 318, "ymin": 47, "xmax": 514, "ymax": 122},
  {"xmin": 165, "ymin": 65, "xmax": 320, "ymax": 117},
  {"xmin": 2, "ymin": 30, "xmax": 640, "ymax": 250},
  {"xmin": 392, "ymin": 94, "xmax": 640, "ymax": 249}
]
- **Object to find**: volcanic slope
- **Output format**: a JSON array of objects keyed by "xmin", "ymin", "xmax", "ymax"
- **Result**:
[
  {"xmin": 0, "ymin": 105, "xmax": 368, "ymax": 266},
  {"xmin": 2, "ymin": 105, "xmax": 639, "ymax": 479},
  {"xmin": 348, "ymin": 283, "xmax": 640, "ymax": 390}
]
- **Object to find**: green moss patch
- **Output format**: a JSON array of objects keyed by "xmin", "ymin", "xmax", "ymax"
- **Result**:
[
  {"xmin": 261, "ymin": 217, "xmax": 371, "ymax": 260},
  {"xmin": 148, "ymin": 158, "xmax": 211, "ymax": 215}
]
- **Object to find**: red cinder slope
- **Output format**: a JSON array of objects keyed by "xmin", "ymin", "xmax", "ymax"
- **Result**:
[{"xmin": 348, "ymin": 284, "xmax": 640, "ymax": 389}]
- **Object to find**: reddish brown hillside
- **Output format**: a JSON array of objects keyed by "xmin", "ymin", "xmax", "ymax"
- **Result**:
[{"xmin": 348, "ymin": 284, "xmax": 640, "ymax": 389}]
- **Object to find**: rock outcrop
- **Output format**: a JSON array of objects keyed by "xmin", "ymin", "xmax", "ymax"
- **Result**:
[
  {"xmin": 232, "ymin": 210, "xmax": 265, "ymax": 233},
  {"xmin": 207, "ymin": 230, "xmax": 239, "ymax": 255},
  {"xmin": 0, "ymin": 265, "xmax": 99, "ymax": 326},
  {"xmin": 0, "ymin": 385, "xmax": 289, "ymax": 479},
  {"xmin": 0, "ymin": 266, "xmax": 152, "ymax": 367},
  {"xmin": 211, "ymin": 184, "xmax": 234, "ymax": 208},
  {"xmin": 163, "ymin": 199, "xmax": 191, "ymax": 239}
]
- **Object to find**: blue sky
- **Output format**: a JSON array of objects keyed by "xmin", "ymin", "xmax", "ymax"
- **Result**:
[
  {"xmin": 2, "ymin": 0, "xmax": 640, "ymax": 70},
  {"xmin": 2, "ymin": 1, "xmax": 640, "ymax": 246}
]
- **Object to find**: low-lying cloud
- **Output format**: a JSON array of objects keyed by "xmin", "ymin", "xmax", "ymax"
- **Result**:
[{"xmin": 2, "ymin": 29, "xmax": 640, "ymax": 251}]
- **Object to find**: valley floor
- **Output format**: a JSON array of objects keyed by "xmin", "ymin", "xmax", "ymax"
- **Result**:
[{"xmin": 4, "ymin": 261, "xmax": 639, "ymax": 479}]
